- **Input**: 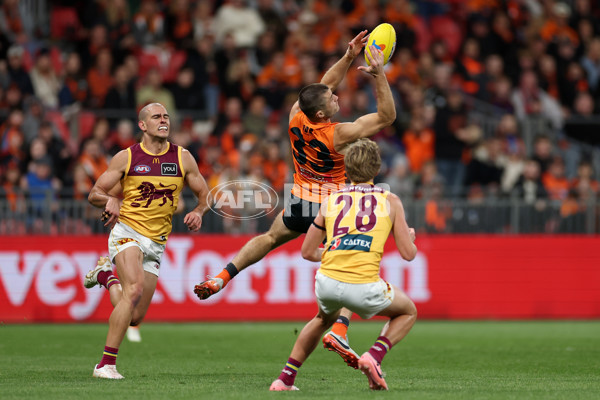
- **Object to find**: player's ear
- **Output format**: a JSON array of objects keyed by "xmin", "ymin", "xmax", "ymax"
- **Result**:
[
  {"xmin": 315, "ymin": 110, "xmax": 325, "ymax": 119},
  {"xmin": 138, "ymin": 120, "xmax": 146, "ymax": 131}
]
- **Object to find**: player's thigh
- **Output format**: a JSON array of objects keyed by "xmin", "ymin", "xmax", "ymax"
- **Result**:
[
  {"xmin": 114, "ymin": 246, "xmax": 145, "ymax": 288},
  {"xmin": 132, "ymin": 271, "xmax": 158, "ymax": 323},
  {"xmin": 269, "ymin": 211, "xmax": 302, "ymax": 245},
  {"xmin": 376, "ymin": 285, "xmax": 416, "ymax": 318}
]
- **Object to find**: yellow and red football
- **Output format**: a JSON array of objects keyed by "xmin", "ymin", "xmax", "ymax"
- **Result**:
[{"xmin": 364, "ymin": 23, "xmax": 396, "ymax": 66}]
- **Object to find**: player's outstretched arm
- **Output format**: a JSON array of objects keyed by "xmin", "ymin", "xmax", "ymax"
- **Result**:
[
  {"xmin": 181, "ymin": 149, "xmax": 211, "ymax": 232},
  {"xmin": 320, "ymin": 30, "xmax": 368, "ymax": 92},
  {"xmin": 301, "ymin": 206, "xmax": 327, "ymax": 262},
  {"xmin": 88, "ymin": 150, "xmax": 128, "ymax": 227},
  {"xmin": 388, "ymin": 193, "xmax": 417, "ymax": 261},
  {"xmin": 333, "ymin": 46, "xmax": 395, "ymax": 153}
]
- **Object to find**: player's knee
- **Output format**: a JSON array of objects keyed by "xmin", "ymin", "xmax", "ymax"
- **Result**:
[
  {"xmin": 130, "ymin": 314, "xmax": 144, "ymax": 326},
  {"xmin": 124, "ymin": 282, "xmax": 144, "ymax": 306}
]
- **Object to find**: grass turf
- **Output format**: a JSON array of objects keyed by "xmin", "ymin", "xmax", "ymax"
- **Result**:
[{"xmin": 1, "ymin": 321, "xmax": 599, "ymax": 399}]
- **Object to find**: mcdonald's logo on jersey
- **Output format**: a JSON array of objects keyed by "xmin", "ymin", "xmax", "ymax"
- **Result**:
[{"xmin": 153, "ymin": 157, "xmax": 160, "ymax": 164}]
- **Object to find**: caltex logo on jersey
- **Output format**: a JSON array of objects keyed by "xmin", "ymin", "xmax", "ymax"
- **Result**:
[
  {"xmin": 330, "ymin": 238, "xmax": 341, "ymax": 250},
  {"xmin": 134, "ymin": 165, "xmax": 151, "ymax": 174}
]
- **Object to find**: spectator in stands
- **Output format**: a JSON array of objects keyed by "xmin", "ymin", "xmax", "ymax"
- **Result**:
[
  {"xmin": 214, "ymin": 97, "xmax": 243, "ymax": 137},
  {"xmin": 165, "ymin": 0, "xmax": 194, "ymax": 46},
  {"xmin": 136, "ymin": 68, "xmax": 177, "ymax": 120},
  {"xmin": 104, "ymin": 65, "xmax": 136, "ymax": 117},
  {"xmin": 532, "ymin": 134, "xmax": 555, "ymax": 175},
  {"xmin": 37, "ymin": 121, "xmax": 71, "ymax": 183},
  {"xmin": 6, "ymin": 45, "xmax": 33, "ymax": 95},
  {"xmin": 30, "ymin": 48, "xmax": 61, "ymax": 109},
  {"xmin": 580, "ymin": 37, "xmax": 600, "ymax": 94},
  {"xmin": 570, "ymin": 160, "xmax": 599, "ymax": 194},
  {"xmin": 78, "ymin": 138, "xmax": 108, "ymax": 183},
  {"xmin": 433, "ymin": 85, "xmax": 470, "ymax": 197},
  {"xmin": 542, "ymin": 156, "xmax": 569, "ymax": 200},
  {"xmin": 511, "ymin": 70, "xmax": 564, "ymax": 130},
  {"xmin": 59, "ymin": 52, "xmax": 88, "ymax": 107},
  {"xmin": 384, "ymin": 154, "xmax": 415, "ymax": 200},
  {"xmin": 242, "ymin": 95, "xmax": 268, "ymax": 137},
  {"xmin": 87, "ymin": 47, "xmax": 115, "ymax": 108},
  {"xmin": 540, "ymin": 2, "xmax": 579, "ymax": 48},
  {"xmin": 558, "ymin": 189, "xmax": 585, "ymax": 233},
  {"xmin": 169, "ymin": 66, "xmax": 205, "ymax": 113},
  {"xmin": 262, "ymin": 140, "xmax": 288, "ymax": 194},
  {"xmin": 20, "ymin": 156, "xmax": 62, "ymax": 230},
  {"xmin": 21, "ymin": 97, "xmax": 45, "ymax": 143},
  {"xmin": 455, "ymin": 37, "xmax": 483, "ymax": 96},
  {"xmin": 133, "ymin": 0, "xmax": 166, "ymax": 47},
  {"xmin": 192, "ymin": 1, "xmax": 215, "ymax": 41},
  {"xmin": 0, "ymin": 109, "xmax": 26, "ymax": 171},
  {"xmin": 107, "ymin": 119, "xmax": 137, "ymax": 156},
  {"xmin": 213, "ymin": 0, "xmax": 265, "ymax": 49},
  {"xmin": 1, "ymin": 160, "xmax": 24, "ymax": 213},
  {"xmin": 512, "ymin": 158, "xmax": 548, "ymax": 233},
  {"xmin": 402, "ymin": 113, "xmax": 435, "ymax": 174},
  {"xmin": 465, "ymin": 136, "xmax": 505, "ymax": 193}
]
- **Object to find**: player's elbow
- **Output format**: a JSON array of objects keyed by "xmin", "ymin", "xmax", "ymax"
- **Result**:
[
  {"xmin": 301, "ymin": 246, "xmax": 318, "ymax": 262},
  {"xmin": 400, "ymin": 244, "xmax": 417, "ymax": 261}
]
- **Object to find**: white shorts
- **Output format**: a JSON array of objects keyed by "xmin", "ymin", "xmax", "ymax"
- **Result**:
[
  {"xmin": 315, "ymin": 271, "xmax": 394, "ymax": 319},
  {"xmin": 108, "ymin": 222, "xmax": 165, "ymax": 277}
]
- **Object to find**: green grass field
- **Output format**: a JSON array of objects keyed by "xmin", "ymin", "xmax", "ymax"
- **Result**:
[{"xmin": 1, "ymin": 321, "xmax": 599, "ymax": 399}]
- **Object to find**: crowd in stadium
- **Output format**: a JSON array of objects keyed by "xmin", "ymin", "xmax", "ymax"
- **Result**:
[{"xmin": 1, "ymin": 0, "xmax": 600, "ymax": 233}]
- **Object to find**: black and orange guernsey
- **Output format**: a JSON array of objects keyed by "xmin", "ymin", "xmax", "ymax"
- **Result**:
[
  {"xmin": 118, "ymin": 142, "xmax": 185, "ymax": 244},
  {"xmin": 288, "ymin": 111, "xmax": 346, "ymax": 203}
]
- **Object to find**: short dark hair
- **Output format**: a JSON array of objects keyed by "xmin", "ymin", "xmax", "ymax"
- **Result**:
[{"xmin": 298, "ymin": 83, "xmax": 329, "ymax": 120}]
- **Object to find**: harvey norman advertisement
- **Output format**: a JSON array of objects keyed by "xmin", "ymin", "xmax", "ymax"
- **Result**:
[{"xmin": 0, "ymin": 235, "xmax": 599, "ymax": 322}]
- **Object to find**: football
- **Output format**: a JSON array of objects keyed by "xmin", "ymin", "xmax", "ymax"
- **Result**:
[{"xmin": 364, "ymin": 23, "xmax": 396, "ymax": 66}]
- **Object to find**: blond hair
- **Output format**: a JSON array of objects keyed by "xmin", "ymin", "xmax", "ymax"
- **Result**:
[{"xmin": 344, "ymin": 139, "xmax": 381, "ymax": 183}]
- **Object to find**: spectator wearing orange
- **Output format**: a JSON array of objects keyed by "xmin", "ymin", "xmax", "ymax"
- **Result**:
[
  {"xmin": 542, "ymin": 156, "xmax": 569, "ymax": 200},
  {"xmin": 262, "ymin": 141, "xmax": 288, "ymax": 193},
  {"xmin": 78, "ymin": 138, "xmax": 108, "ymax": 183},
  {"xmin": 540, "ymin": 3, "xmax": 579, "ymax": 47},
  {"xmin": 87, "ymin": 48, "xmax": 115, "ymax": 108},
  {"xmin": 402, "ymin": 114, "xmax": 434, "ymax": 173},
  {"xmin": 455, "ymin": 38, "xmax": 484, "ymax": 95}
]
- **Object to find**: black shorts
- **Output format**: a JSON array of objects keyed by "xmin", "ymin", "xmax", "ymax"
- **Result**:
[{"xmin": 282, "ymin": 194, "xmax": 321, "ymax": 234}]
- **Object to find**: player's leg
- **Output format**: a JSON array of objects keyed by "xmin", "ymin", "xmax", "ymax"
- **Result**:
[
  {"xmin": 270, "ymin": 308, "xmax": 340, "ymax": 391},
  {"xmin": 322, "ymin": 307, "xmax": 359, "ymax": 368},
  {"xmin": 93, "ymin": 247, "xmax": 144, "ymax": 379},
  {"xmin": 125, "ymin": 270, "xmax": 157, "ymax": 343},
  {"xmin": 130, "ymin": 270, "xmax": 158, "ymax": 326},
  {"xmin": 194, "ymin": 212, "xmax": 301, "ymax": 299},
  {"xmin": 358, "ymin": 285, "xmax": 417, "ymax": 390},
  {"xmin": 84, "ymin": 256, "xmax": 122, "ymax": 306}
]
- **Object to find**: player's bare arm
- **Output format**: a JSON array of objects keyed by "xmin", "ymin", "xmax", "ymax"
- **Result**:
[
  {"xmin": 88, "ymin": 150, "xmax": 128, "ymax": 227},
  {"xmin": 320, "ymin": 30, "xmax": 368, "ymax": 91},
  {"xmin": 289, "ymin": 30, "xmax": 368, "ymax": 123},
  {"xmin": 181, "ymin": 148, "xmax": 210, "ymax": 232},
  {"xmin": 333, "ymin": 46, "xmax": 395, "ymax": 153},
  {"xmin": 388, "ymin": 193, "xmax": 417, "ymax": 261},
  {"xmin": 301, "ymin": 205, "xmax": 327, "ymax": 262}
]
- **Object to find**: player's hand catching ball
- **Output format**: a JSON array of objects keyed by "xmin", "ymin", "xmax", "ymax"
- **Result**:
[
  {"xmin": 346, "ymin": 30, "xmax": 368, "ymax": 60},
  {"xmin": 358, "ymin": 45, "xmax": 385, "ymax": 77}
]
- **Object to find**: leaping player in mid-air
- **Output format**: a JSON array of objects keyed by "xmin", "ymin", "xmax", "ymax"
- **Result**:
[{"xmin": 194, "ymin": 29, "xmax": 397, "ymax": 374}]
